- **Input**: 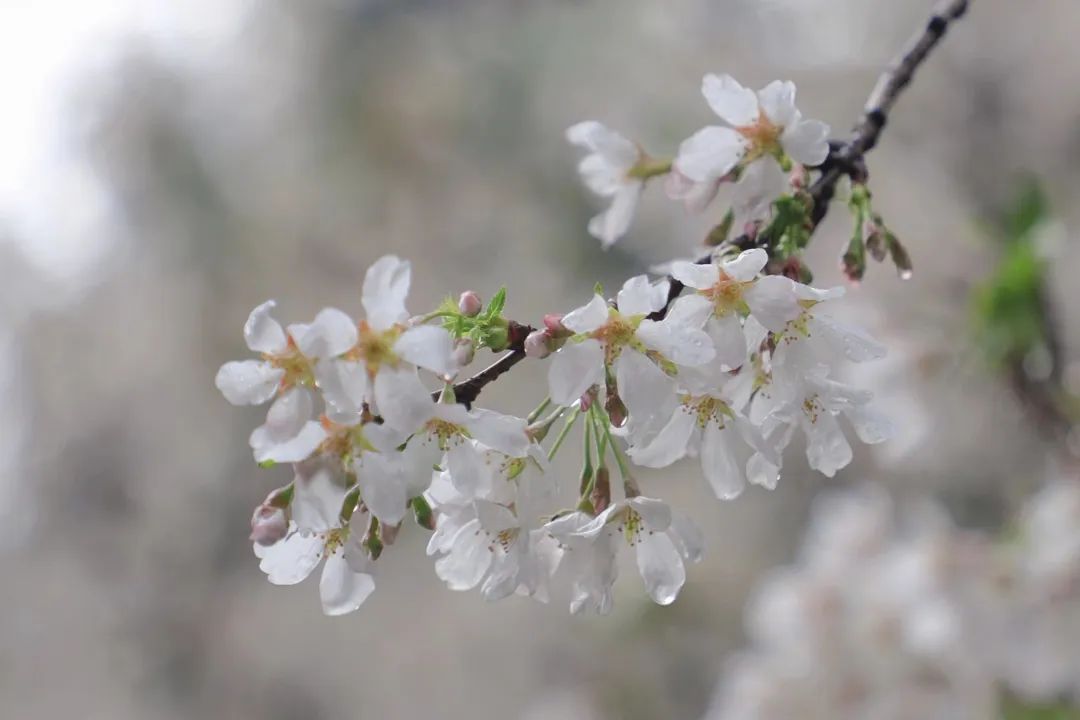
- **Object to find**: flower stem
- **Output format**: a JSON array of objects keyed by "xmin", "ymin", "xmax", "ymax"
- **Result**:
[
  {"xmin": 546, "ymin": 407, "xmax": 580, "ymax": 462},
  {"xmin": 527, "ymin": 397, "xmax": 552, "ymax": 424}
]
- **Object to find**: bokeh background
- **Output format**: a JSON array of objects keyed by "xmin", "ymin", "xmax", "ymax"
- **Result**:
[{"xmin": 4, "ymin": 1, "xmax": 1080, "ymax": 718}]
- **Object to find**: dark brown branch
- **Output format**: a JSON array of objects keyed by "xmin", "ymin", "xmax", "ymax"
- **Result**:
[
  {"xmin": 439, "ymin": 321, "xmax": 533, "ymax": 408},
  {"xmin": 450, "ymin": 0, "xmax": 973, "ymax": 402}
]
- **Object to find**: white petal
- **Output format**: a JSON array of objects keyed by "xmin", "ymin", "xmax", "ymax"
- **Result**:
[
  {"xmin": 722, "ymin": 248, "xmax": 770, "ymax": 281},
  {"xmin": 670, "ymin": 261, "xmax": 720, "ymax": 291},
  {"xmin": 845, "ymin": 404, "xmax": 894, "ymax": 445},
  {"xmin": 356, "ymin": 455, "xmax": 409, "ymax": 525},
  {"xmin": 617, "ymin": 275, "xmax": 670, "ymax": 317},
  {"xmin": 588, "ymin": 183, "xmax": 643, "ymax": 248},
  {"xmin": 315, "ymin": 359, "xmax": 368, "ymax": 417},
  {"xmin": 668, "ymin": 512, "xmax": 705, "ymax": 564},
  {"xmin": 249, "ymin": 387, "xmax": 323, "ymax": 463},
  {"xmin": 577, "ymin": 153, "xmax": 622, "ymax": 196},
  {"xmin": 566, "ymin": 121, "xmax": 637, "ymax": 169},
  {"xmin": 666, "ymin": 293, "xmax": 713, "ymax": 329},
  {"xmin": 701, "ymin": 73, "xmax": 759, "ymax": 126},
  {"xmin": 804, "ymin": 413, "xmax": 853, "ymax": 477},
  {"xmin": 251, "ymin": 420, "xmax": 327, "ymax": 464},
  {"xmin": 810, "ymin": 315, "xmax": 887, "ymax": 362},
  {"xmin": 244, "ymin": 300, "xmax": 288, "ymax": 354},
  {"xmin": 665, "ymin": 170, "xmax": 721, "ymax": 212},
  {"xmin": 746, "ymin": 451, "xmax": 781, "ymax": 490},
  {"xmin": 732, "ymin": 157, "xmax": 788, "ymax": 226},
  {"xmin": 215, "ymin": 360, "xmax": 284, "ymax": 405},
  {"xmin": 756, "ymin": 80, "xmax": 798, "ymax": 128},
  {"xmin": 782, "ymin": 118, "xmax": 830, "ymax": 166},
  {"xmin": 475, "ymin": 499, "xmax": 519, "ymax": 534},
  {"xmin": 674, "ymin": 125, "xmax": 746, "ymax": 183},
  {"xmin": 435, "ymin": 519, "xmax": 493, "ymax": 591},
  {"xmin": 394, "ymin": 325, "xmax": 455, "ymax": 376},
  {"xmin": 254, "ymin": 531, "xmax": 323, "ymax": 585},
  {"xmin": 320, "ymin": 550, "xmax": 375, "ymax": 616},
  {"xmin": 627, "ymin": 408, "xmax": 695, "ymax": 468},
  {"xmin": 700, "ymin": 423, "xmax": 745, "ymax": 500},
  {"xmin": 373, "ymin": 366, "xmax": 435, "ymax": 432},
  {"xmin": 628, "ymin": 496, "xmax": 672, "ymax": 531},
  {"xmin": 362, "ymin": 255, "xmax": 411, "ymax": 331},
  {"xmin": 615, "ymin": 350, "xmax": 678, "ymax": 442},
  {"xmin": 445, "ymin": 441, "xmax": 493, "ymax": 499},
  {"xmin": 296, "ymin": 307, "xmax": 357, "ymax": 359},
  {"xmin": 705, "ymin": 313, "xmax": 748, "ymax": 370},
  {"xmin": 744, "ymin": 275, "xmax": 800, "ymax": 332},
  {"xmin": 792, "ymin": 282, "xmax": 845, "ymax": 303},
  {"xmin": 636, "ymin": 319, "xmax": 715, "ymax": 367},
  {"xmin": 466, "ymin": 408, "xmax": 529, "ymax": 458},
  {"xmin": 547, "ymin": 338, "xmax": 605, "ymax": 405},
  {"xmin": 635, "ymin": 532, "xmax": 686, "ymax": 605},
  {"xmin": 291, "ymin": 462, "xmax": 347, "ymax": 530},
  {"xmin": 562, "ymin": 294, "xmax": 610, "ymax": 334}
]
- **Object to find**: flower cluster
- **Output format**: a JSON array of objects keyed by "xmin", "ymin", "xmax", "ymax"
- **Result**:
[
  {"xmin": 217, "ymin": 247, "xmax": 889, "ymax": 615},
  {"xmin": 706, "ymin": 481, "xmax": 1080, "ymax": 720},
  {"xmin": 216, "ymin": 74, "xmax": 896, "ymax": 617},
  {"xmin": 568, "ymin": 74, "xmax": 827, "ymax": 250}
]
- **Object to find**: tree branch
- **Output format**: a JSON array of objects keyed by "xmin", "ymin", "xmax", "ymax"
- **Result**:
[{"xmin": 448, "ymin": 0, "xmax": 973, "ymax": 404}]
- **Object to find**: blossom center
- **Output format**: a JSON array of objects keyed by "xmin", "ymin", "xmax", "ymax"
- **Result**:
[
  {"xmin": 610, "ymin": 507, "xmax": 653, "ymax": 547},
  {"xmin": 700, "ymin": 271, "xmax": 751, "ymax": 317},
  {"xmin": 424, "ymin": 418, "xmax": 469, "ymax": 449},
  {"xmin": 590, "ymin": 310, "xmax": 645, "ymax": 364},
  {"xmin": 681, "ymin": 394, "xmax": 734, "ymax": 428},
  {"xmin": 737, "ymin": 114, "xmax": 782, "ymax": 161},
  {"xmin": 802, "ymin": 395, "xmax": 825, "ymax": 424},
  {"xmin": 346, "ymin": 321, "xmax": 402, "ymax": 376},
  {"xmin": 264, "ymin": 336, "xmax": 315, "ymax": 389},
  {"xmin": 320, "ymin": 527, "xmax": 349, "ymax": 556}
]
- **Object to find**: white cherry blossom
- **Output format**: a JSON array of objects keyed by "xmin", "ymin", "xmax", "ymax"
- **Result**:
[
  {"xmin": 547, "ymin": 274, "xmax": 714, "ymax": 407},
  {"xmin": 627, "ymin": 360, "xmax": 779, "ymax": 500},
  {"xmin": 669, "ymin": 249, "xmax": 800, "ymax": 369},
  {"xmin": 675, "ymin": 74, "xmax": 830, "ymax": 184},
  {"xmin": 303, "ymin": 255, "xmax": 455, "ymax": 430},
  {"xmin": 547, "ymin": 496, "xmax": 703, "ymax": 610},
  {"xmin": 752, "ymin": 365, "xmax": 892, "ymax": 478},
  {"xmin": 426, "ymin": 447, "xmax": 562, "ymax": 602},
  {"xmin": 566, "ymin": 121, "xmax": 644, "ymax": 248},
  {"xmin": 253, "ymin": 459, "xmax": 376, "ymax": 616}
]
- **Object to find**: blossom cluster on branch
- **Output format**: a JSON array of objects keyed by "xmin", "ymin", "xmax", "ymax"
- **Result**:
[
  {"xmin": 706, "ymin": 481, "xmax": 1080, "ymax": 720},
  {"xmin": 215, "ymin": 70, "xmax": 903, "ymax": 615}
]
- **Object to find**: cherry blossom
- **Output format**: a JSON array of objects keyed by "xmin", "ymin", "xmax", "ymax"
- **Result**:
[
  {"xmin": 253, "ymin": 459, "xmax": 377, "ymax": 616},
  {"xmin": 566, "ymin": 121, "xmax": 645, "ymax": 248},
  {"xmin": 675, "ymin": 74, "xmax": 830, "ymax": 184},
  {"xmin": 547, "ymin": 496, "xmax": 703, "ymax": 610},
  {"xmin": 547, "ymin": 274, "xmax": 714, "ymax": 407}
]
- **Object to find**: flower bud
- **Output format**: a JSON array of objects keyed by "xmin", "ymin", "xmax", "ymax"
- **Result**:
[
  {"xmin": 458, "ymin": 291, "xmax": 482, "ymax": 317},
  {"xmin": 543, "ymin": 314, "xmax": 571, "ymax": 338},
  {"xmin": 605, "ymin": 392, "xmax": 628, "ymax": 428},
  {"xmin": 451, "ymin": 338, "xmax": 475, "ymax": 368},
  {"xmin": 886, "ymin": 231, "xmax": 913, "ymax": 280},
  {"xmin": 524, "ymin": 329, "xmax": 552, "ymax": 359},
  {"xmin": 250, "ymin": 504, "xmax": 288, "ymax": 546},
  {"xmin": 590, "ymin": 466, "xmax": 611, "ymax": 514}
]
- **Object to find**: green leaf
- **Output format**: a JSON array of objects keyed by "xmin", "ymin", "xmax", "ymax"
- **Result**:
[
  {"xmin": 485, "ymin": 287, "xmax": 507, "ymax": 318},
  {"xmin": 1002, "ymin": 179, "xmax": 1048, "ymax": 246}
]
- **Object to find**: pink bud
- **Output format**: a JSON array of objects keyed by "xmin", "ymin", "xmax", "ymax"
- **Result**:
[
  {"xmin": 543, "ymin": 314, "xmax": 568, "ymax": 336},
  {"xmin": 524, "ymin": 329, "xmax": 552, "ymax": 359},
  {"xmin": 250, "ymin": 504, "xmax": 288, "ymax": 546},
  {"xmin": 458, "ymin": 291, "xmax": 483, "ymax": 318}
]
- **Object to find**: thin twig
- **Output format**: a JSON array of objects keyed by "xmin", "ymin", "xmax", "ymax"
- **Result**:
[{"xmin": 446, "ymin": 0, "xmax": 973, "ymax": 404}]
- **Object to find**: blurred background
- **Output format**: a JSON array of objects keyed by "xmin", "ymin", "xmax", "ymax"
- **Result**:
[{"xmin": 3, "ymin": 1, "xmax": 1079, "ymax": 718}]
